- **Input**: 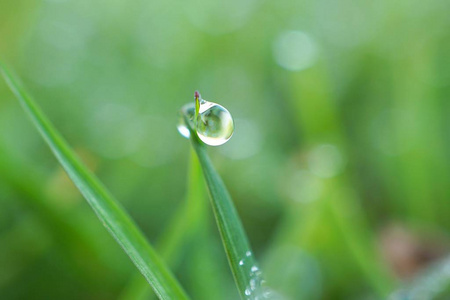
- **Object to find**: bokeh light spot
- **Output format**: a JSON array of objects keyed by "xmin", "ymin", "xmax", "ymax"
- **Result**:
[{"xmin": 273, "ymin": 30, "xmax": 318, "ymax": 71}]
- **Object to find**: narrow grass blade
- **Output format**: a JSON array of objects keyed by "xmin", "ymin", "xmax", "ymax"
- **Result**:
[
  {"xmin": 157, "ymin": 149, "xmax": 206, "ymax": 264},
  {"xmin": 120, "ymin": 149, "xmax": 206, "ymax": 300},
  {"xmin": 187, "ymin": 126, "xmax": 263, "ymax": 299},
  {"xmin": 0, "ymin": 62, "xmax": 189, "ymax": 300}
]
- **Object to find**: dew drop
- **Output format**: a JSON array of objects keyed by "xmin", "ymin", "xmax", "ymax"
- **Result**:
[
  {"xmin": 245, "ymin": 288, "xmax": 251, "ymax": 296},
  {"xmin": 239, "ymin": 260, "xmax": 244, "ymax": 266},
  {"xmin": 250, "ymin": 278, "xmax": 256, "ymax": 290},
  {"xmin": 177, "ymin": 103, "xmax": 195, "ymax": 138},
  {"xmin": 246, "ymin": 251, "xmax": 252, "ymax": 257},
  {"xmin": 196, "ymin": 99, "xmax": 234, "ymax": 146},
  {"xmin": 263, "ymin": 290, "xmax": 272, "ymax": 297},
  {"xmin": 251, "ymin": 266, "xmax": 259, "ymax": 272}
]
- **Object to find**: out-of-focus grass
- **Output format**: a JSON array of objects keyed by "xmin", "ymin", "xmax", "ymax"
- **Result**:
[
  {"xmin": 1, "ymin": 62, "xmax": 190, "ymax": 299},
  {"xmin": 119, "ymin": 150, "xmax": 210, "ymax": 300},
  {"xmin": 1, "ymin": 0, "xmax": 450, "ymax": 299}
]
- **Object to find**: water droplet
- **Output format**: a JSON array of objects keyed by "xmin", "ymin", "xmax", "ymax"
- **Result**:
[
  {"xmin": 250, "ymin": 278, "xmax": 256, "ymax": 290},
  {"xmin": 251, "ymin": 266, "xmax": 259, "ymax": 272},
  {"xmin": 263, "ymin": 290, "xmax": 272, "ymax": 297},
  {"xmin": 196, "ymin": 99, "xmax": 234, "ymax": 146},
  {"xmin": 239, "ymin": 260, "xmax": 244, "ymax": 266},
  {"xmin": 177, "ymin": 103, "xmax": 195, "ymax": 138},
  {"xmin": 245, "ymin": 288, "xmax": 251, "ymax": 296},
  {"xmin": 262, "ymin": 289, "xmax": 278, "ymax": 298},
  {"xmin": 246, "ymin": 251, "xmax": 252, "ymax": 257}
]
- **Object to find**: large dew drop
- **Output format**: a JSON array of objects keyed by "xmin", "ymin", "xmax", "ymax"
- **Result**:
[
  {"xmin": 177, "ymin": 103, "xmax": 195, "ymax": 138},
  {"xmin": 196, "ymin": 99, "xmax": 234, "ymax": 146},
  {"xmin": 177, "ymin": 92, "xmax": 235, "ymax": 146}
]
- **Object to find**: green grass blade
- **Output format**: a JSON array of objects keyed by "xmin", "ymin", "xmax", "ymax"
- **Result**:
[
  {"xmin": 188, "ymin": 131, "xmax": 263, "ymax": 299},
  {"xmin": 157, "ymin": 149, "xmax": 206, "ymax": 264},
  {"xmin": 0, "ymin": 62, "xmax": 189, "ymax": 300},
  {"xmin": 120, "ymin": 149, "xmax": 206, "ymax": 300}
]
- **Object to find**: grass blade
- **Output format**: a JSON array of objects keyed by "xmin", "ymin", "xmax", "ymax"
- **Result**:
[
  {"xmin": 157, "ymin": 149, "xmax": 206, "ymax": 264},
  {"xmin": 0, "ymin": 62, "xmax": 189, "ymax": 300},
  {"xmin": 188, "ymin": 128, "xmax": 263, "ymax": 299},
  {"xmin": 120, "ymin": 149, "xmax": 206, "ymax": 300}
]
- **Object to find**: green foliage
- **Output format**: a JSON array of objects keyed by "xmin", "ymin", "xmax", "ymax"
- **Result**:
[
  {"xmin": 185, "ymin": 118, "xmax": 263, "ymax": 299},
  {"xmin": 0, "ymin": 62, "xmax": 189, "ymax": 300},
  {"xmin": 1, "ymin": 0, "xmax": 450, "ymax": 299}
]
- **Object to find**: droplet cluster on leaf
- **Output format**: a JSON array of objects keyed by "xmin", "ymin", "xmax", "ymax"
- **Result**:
[{"xmin": 177, "ymin": 91, "xmax": 234, "ymax": 146}]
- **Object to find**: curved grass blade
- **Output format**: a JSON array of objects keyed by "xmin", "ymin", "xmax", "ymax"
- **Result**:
[
  {"xmin": 0, "ymin": 62, "xmax": 189, "ymax": 300},
  {"xmin": 184, "ymin": 117, "xmax": 264, "ymax": 299}
]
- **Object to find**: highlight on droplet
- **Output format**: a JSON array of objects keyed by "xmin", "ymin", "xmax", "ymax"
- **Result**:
[{"xmin": 177, "ymin": 103, "xmax": 195, "ymax": 138}]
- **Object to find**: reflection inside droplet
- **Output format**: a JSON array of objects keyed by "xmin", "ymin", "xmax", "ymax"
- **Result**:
[
  {"xmin": 196, "ymin": 99, "xmax": 234, "ymax": 146},
  {"xmin": 177, "ymin": 93, "xmax": 235, "ymax": 146}
]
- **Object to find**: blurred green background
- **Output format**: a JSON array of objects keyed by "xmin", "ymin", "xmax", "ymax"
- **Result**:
[{"xmin": 1, "ymin": 0, "xmax": 450, "ymax": 299}]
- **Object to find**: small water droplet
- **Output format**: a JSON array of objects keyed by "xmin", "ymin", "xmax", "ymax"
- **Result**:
[
  {"xmin": 239, "ymin": 259, "xmax": 244, "ymax": 266},
  {"xmin": 250, "ymin": 278, "xmax": 256, "ymax": 290},
  {"xmin": 263, "ymin": 290, "xmax": 271, "ymax": 297},
  {"xmin": 251, "ymin": 266, "xmax": 259, "ymax": 272},
  {"xmin": 196, "ymin": 99, "xmax": 234, "ymax": 146},
  {"xmin": 246, "ymin": 251, "xmax": 252, "ymax": 257},
  {"xmin": 177, "ymin": 103, "xmax": 195, "ymax": 138},
  {"xmin": 263, "ymin": 289, "xmax": 275, "ymax": 298},
  {"xmin": 245, "ymin": 288, "xmax": 251, "ymax": 296}
]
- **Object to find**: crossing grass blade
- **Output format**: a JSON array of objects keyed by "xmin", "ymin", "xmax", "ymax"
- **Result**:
[{"xmin": 0, "ymin": 62, "xmax": 190, "ymax": 300}]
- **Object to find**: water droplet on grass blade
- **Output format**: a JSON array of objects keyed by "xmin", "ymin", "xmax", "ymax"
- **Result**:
[
  {"xmin": 196, "ymin": 99, "xmax": 234, "ymax": 146},
  {"xmin": 177, "ymin": 91, "xmax": 234, "ymax": 146},
  {"xmin": 177, "ymin": 103, "xmax": 195, "ymax": 138},
  {"xmin": 250, "ymin": 278, "xmax": 257, "ymax": 289}
]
